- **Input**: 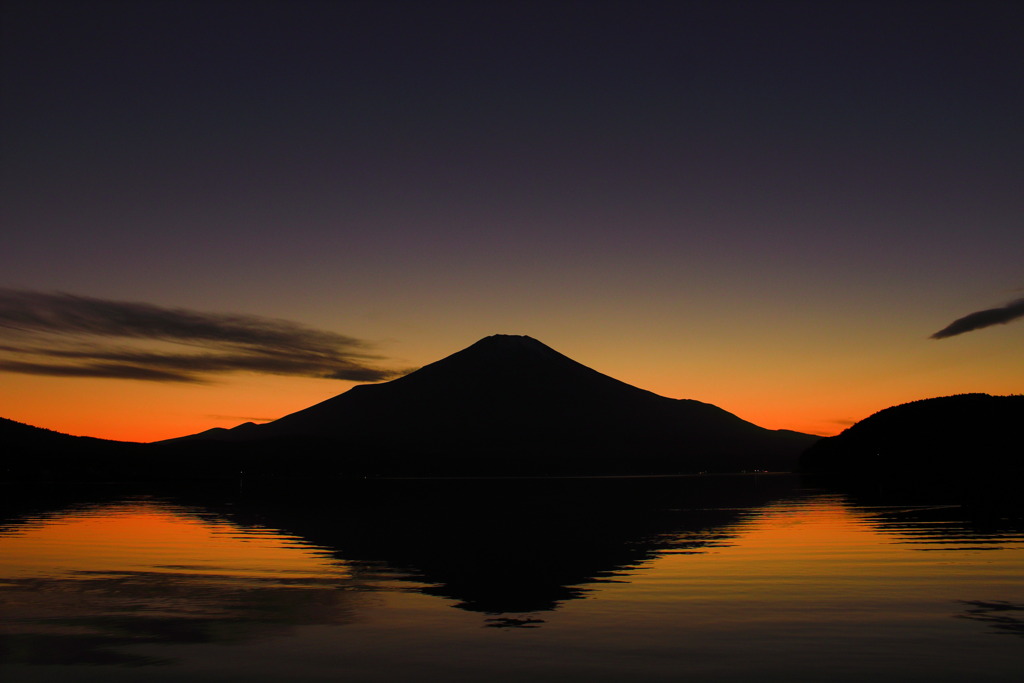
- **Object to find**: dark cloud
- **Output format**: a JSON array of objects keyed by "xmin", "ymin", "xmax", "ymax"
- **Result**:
[
  {"xmin": 0, "ymin": 289, "xmax": 402, "ymax": 383},
  {"xmin": 930, "ymin": 297, "xmax": 1024, "ymax": 340},
  {"xmin": 0, "ymin": 359, "xmax": 201, "ymax": 382}
]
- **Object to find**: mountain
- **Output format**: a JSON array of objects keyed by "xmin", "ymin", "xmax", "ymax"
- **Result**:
[
  {"xmin": 799, "ymin": 394, "xmax": 1023, "ymax": 501},
  {"xmin": 0, "ymin": 416, "xmax": 132, "ymax": 453},
  {"xmin": 801, "ymin": 393, "xmax": 1023, "ymax": 474},
  {"xmin": 0, "ymin": 417, "xmax": 142, "ymax": 481},
  {"xmin": 179, "ymin": 334, "xmax": 818, "ymax": 476}
]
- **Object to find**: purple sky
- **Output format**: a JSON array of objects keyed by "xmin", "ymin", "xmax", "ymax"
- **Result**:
[{"xmin": 1, "ymin": 0, "xmax": 1021, "ymax": 440}]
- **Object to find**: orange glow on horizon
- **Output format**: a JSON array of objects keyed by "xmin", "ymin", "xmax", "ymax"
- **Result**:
[
  {"xmin": 2, "ymin": 324, "xmax": 1020, "ymax": 443},
  {"xmin": 0, "ymin": 373, "xmax": 352, "ymax": 442}
]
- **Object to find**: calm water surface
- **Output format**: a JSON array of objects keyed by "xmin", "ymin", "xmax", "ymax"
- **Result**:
[{"xmin": 1, "ymin": 476, "xmax": 1022, "ymax": 682}]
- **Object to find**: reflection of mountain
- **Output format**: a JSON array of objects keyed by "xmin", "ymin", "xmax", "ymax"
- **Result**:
[
  {"xmin": 173, "ymin": 335, "xmax": 818, "ymax": 476},
  {"xmin": 216, "ymin": 475, "xmax": 800, "ymax": 614},
  {"xmin": 4, "ymin": 476, "xmax": 1023, "ymax": 670}
]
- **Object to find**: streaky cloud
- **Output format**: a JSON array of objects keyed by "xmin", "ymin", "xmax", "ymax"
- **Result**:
[
  {"xmin": 930, "ymin": 297, "xmax": 1024, "ymax": 339},
  {"xmin": 18, "ymin": 346, "xmax": 399, "ymax": 381},
  {"xmin": 0, "ymin": 289, "xmax": 402, "ymax": 383},
  {"xmin": 0, "ymin": 289, "xmax": 367, "ymax": 353},
  {"xmin": 0, "ymin": 359, "xmax": 201, "ymax": 383}
]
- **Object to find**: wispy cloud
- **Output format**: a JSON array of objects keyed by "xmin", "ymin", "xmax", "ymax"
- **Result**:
[
  {"xmin": 0, "ymin": 289, "xmax": 404, "ymax": 383},
  {"xmin": 930, "ymin": 297, "xmax": 1024, "ymax": 340}
]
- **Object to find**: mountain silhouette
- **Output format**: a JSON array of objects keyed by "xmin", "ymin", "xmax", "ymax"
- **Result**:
[
  {"xmin": 801, "ymin": 393, "xmax": 1023, "ymax": 472},
  {"xmin": 177, "ymin": 334, "xmax": 817, "ymax": 476},
  {"xmin": 0, "ymin": 417, "xmax": 142, "ymax": 481},
  {"xmin": 800, "ymin": 393, "xmax": 1024, "ymax": 503}
]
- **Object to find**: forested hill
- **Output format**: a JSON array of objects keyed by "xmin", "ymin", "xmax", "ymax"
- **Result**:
[
  {"xmin": 0, "ymin": 417, "xmax": 142, "ymax": 481},
  {"xmin": 800, "ymin": 394, "xmax": 1023, "ymax": 479}
]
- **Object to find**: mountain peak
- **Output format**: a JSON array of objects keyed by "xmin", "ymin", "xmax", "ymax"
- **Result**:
[
  {"xmin": 400, "ymin": 333, "xmax": 596, "ymax": 385},
  {"xmin": 461, "ymin": 334, "xmax": 558, "ymax": 357},
  {"xmin": 481, "ymin": 334, "xmax": 539, "ymax": 342},
  {"xmin": 467, "ymin": 334, "xmax": 548, "ymax": 352}
]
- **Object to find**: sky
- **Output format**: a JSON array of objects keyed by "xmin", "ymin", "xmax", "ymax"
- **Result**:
[{"xmin": 1, "ymin": 0, "xmax": 1021, "ymax": 442}]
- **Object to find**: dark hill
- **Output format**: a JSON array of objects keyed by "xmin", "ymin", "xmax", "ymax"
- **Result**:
[
  {"xmin": 0, "ymin": 416, "xmax": 128, "ymax": 452},
  {"xmin": 181, "ymin": 334, "xmax": 818, "ymax": 476},
  {"xmin": 0, "ymin": 417, "xmax": 144, "ymax": 481},
  {"xmin": 800, "ymin": 394, "xmax": 1023, "ymax": 500}
]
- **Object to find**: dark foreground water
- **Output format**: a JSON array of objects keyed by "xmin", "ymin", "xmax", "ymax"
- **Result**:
[{"xmin": 1, "ymin": 475, "xmax": 1022, "ymax": 682}]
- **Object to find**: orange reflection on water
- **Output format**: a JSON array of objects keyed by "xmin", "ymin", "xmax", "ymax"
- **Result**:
[
  {"xmin": 594, "ymin": 494, "xmax": 1020, "ymax": 619},
  {"xmin": 691, "ymin": 496, "xmax": 926, "ymax": 583},
  {"xmin": 600, "ymin": 495, "xmax": 891, "ymax": 604},
  {"xmin": 0, "ymin": 500, "xmax": 345, "ymax": 582}
]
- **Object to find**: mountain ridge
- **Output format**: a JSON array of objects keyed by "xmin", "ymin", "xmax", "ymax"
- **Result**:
[
  {"xmin": 2, "ymin": 335, "xmax": 823, "ymax": 480},
  {"xmin": 798, "ymin": 393, "xmax": 1023, "ymax": 503},
  {"xmin": 801, "ymin": 393, "xmax": 1023, "ymax": 473}
]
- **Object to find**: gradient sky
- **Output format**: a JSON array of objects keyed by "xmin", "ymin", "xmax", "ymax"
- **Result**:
[{"xmin": 2, "ymin": 0, "xmax": 1021, "ymax": 442}]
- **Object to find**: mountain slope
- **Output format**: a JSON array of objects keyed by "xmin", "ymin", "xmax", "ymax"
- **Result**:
[
  {"xmin": 800, "ymin": 393, "xmax": 1023, "ymax": 474},
  {"xmin": 0, "ymin": 417, "xmax": 142, "ymax": 480},
  {"xmin": 191, "ymin": 335, "xmax": 818, "ymax": 475}
]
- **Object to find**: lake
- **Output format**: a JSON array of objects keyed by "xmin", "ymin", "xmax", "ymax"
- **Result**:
[{"xmin": 1, "ymin": 475, "xmax": 1022, "ymax": 682}]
